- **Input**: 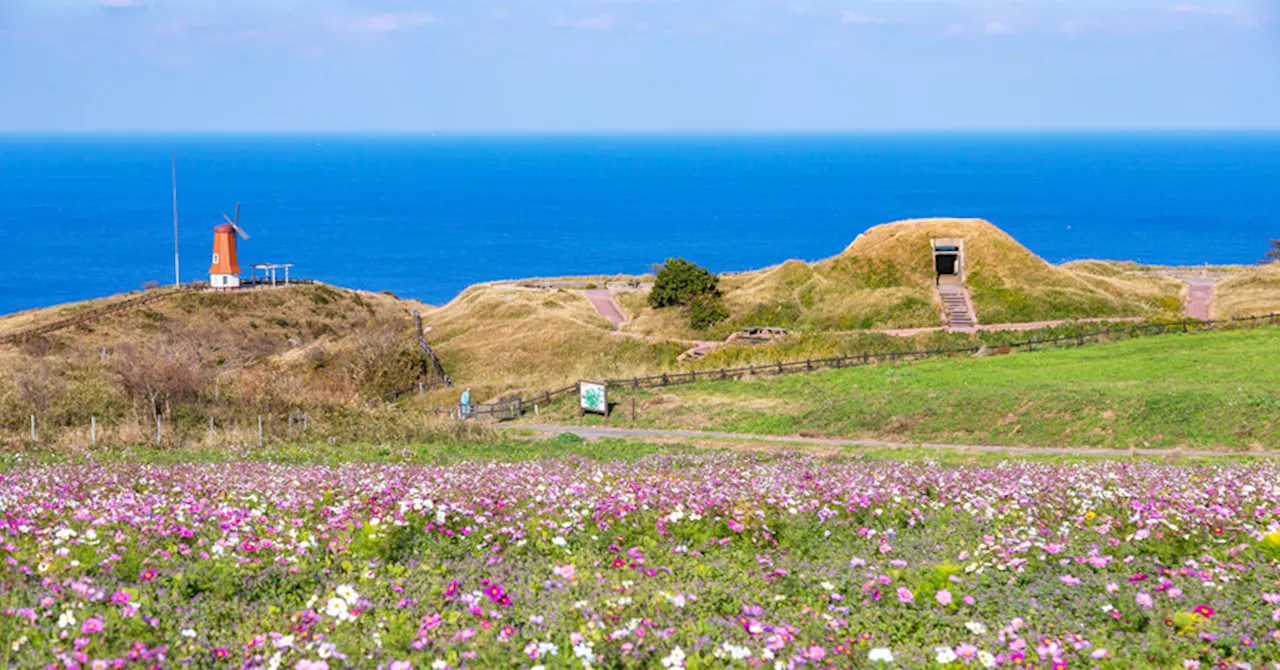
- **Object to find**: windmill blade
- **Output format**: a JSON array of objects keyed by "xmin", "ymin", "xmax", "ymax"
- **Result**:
[
  {"xmin": 232, "ymin": 224, "xmax": 250, "ymax": 241},
  {"xmin": 234, "ymin": 203, "xmax": 241, "ymax": 226},
  {"xmin": 223, "ymin": 213, "xmax": 235, "ymax": 225}
]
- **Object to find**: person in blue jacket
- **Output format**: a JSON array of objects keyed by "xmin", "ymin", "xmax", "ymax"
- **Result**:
[{"xmin": 459, "ymin": 387, "xmax": 472, "ymax": 418}]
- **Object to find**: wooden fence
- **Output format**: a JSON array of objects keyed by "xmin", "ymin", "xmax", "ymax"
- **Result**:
[{"xmin": 433, "ymin": 313, "xmax": 1280, "ymax": 422}]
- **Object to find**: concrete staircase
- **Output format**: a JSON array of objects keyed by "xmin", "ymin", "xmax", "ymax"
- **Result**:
[{"xmin": 938, "ymin": 285, "xmax": 977, "ymax": 330}]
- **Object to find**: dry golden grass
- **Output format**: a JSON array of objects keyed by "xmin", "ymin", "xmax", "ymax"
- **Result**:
[
  {"xmin": 0, "ymin": 283, "xmax": 439, "ymax": 444},
  {"xmin": 1212, "ymin": 263, "xmax": 1280, "ymax": 320},
  {"xmin": 419, "ymin": 285, "xmax": 685, "ymax": 401}
]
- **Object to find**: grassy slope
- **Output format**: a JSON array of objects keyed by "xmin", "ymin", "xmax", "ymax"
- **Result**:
[
  {"xmin": 1213, "ymin": 262, "xmax": 1280, "ymax": 319},
  {"xmin": 0, "ymin": 284, "xmax": 443, "ymax": 444},
  {"xmin": 527, "ymin": 327, "xmax": 1280, "ymax": 450}
]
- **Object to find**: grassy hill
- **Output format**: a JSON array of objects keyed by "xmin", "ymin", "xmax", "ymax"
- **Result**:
[
  {"xmin": 0, "ymin": 283, "xmax": 462, "ymax": 447},
  {"xmin": 619, "ymin": 218, "xmax": 1183, "ymax": 340},
  {"xmin": 1213, "ymin": 262, "xmax": 1280, "ymax": 320},
  {"xmin": 525, "ymin": 326, "xmax": 1280, "ymax": 451}
]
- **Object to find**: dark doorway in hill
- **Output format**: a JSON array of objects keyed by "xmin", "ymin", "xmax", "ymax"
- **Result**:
[{"xmin": 931, "ymin": 238, "xmax": 965, "ymax": 286}]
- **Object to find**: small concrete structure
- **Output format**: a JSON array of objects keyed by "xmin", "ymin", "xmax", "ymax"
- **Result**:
[
  {"xmin": 931, "ymin": 238, "xmax": 965, "ymax": 286},
  {"xmin": 251, "ymin": 263, "xmax": 294, "ymax": 287}
]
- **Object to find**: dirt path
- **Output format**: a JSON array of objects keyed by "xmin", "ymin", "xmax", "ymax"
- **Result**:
[
  {"xmin": 1184, "ymin": 280, "xmax": 1214, "ymax": 321},
  {"xmin": 583, "ymin": 290, "xmax": 628, "ymax": 329},
  {"xmin": 516, "ymin": 424, "xmax": 1275, "ymax": 459}
]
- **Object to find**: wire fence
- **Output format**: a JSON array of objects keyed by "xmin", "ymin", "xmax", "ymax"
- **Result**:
[{"xmin": 433, "ymin": 312, "xmax": 1280, "ymax": 422}]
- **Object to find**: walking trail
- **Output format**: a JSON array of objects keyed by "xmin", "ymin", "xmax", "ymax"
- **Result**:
[
  {"xmin": 517, "ymin": 424, "xmax": 1275, "ymax": 459},
  {"xmin": 583, "ymin": 290, "xmax": 628, "ymax": 329},
  {"xmin": 1184, "ymin": 280, "xmax": 1214, "ymax": 321}
]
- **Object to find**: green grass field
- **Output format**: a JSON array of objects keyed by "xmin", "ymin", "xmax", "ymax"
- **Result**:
[{"xmin": 529, "ymin": 327, "xmax": 1280, "ymax": 450}]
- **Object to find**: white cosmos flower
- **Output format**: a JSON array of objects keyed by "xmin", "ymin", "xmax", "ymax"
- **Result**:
[
  {"xmin": 324, "ymin": 597, "xmax": 351, "ymax": 621},
  {"xmin": 935, "ymin": 647, "xmax": 958, "ymax": 663},
  {"xmin": 965, "ymin": 621, "xmax": 988, "ymax": 635},
  {"xmin": 336, "ymin": 584, "xmax": 359, "ymax": 605},
  {"xmin": 978, "ymin": 651, "xmax": 996, "ymax": 668},
  {"xmin": 868, "ymin": 647, "xmax": 895, "ymax": 663}
]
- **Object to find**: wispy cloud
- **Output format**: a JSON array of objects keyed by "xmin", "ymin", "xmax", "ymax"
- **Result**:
[
  {"xmin": 97, "ymin": 0, "xmax": 148, "ymax": 8},
  {"xmin": 342, "ymin": 11, "xmax": 436, "ymax": 34},
  {"xmin": 1168, "ymin": 4, "xmax": 1241, "ymax": 16},
  {"xmin": 984, "ymin": 21, "xmax": 1014, "ymax": 35},
  {"xmin": 555, "ymin": 15, "xmax": 617, "ymax": 31},
  {"xmin": 840, "ymin": 12, "xmax": 889, "ymax": 25},
  {"xmin": 1059, "ymin": 19, "xmax": 1100, "ymax": 36}
]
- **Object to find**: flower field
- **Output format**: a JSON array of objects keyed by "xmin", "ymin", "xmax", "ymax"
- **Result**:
[{"xmin": 2, "ymin": 453, "xmax": 1280, "ymax": 669}]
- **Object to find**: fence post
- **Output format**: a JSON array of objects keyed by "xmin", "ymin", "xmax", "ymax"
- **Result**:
[
  {"xmin": 209, "ymin": 416, "xmax": 214, "ymax": 448},
  {"xmin": 91, "ymin": 416, "xmax": 96, "ymax": 447},
  {"xmin": 806, "ymin": 359, "xmax": 812, "ymax": 371},
  {"xmin": 662, "ymin": 373, "xmax": 669, "ymax": 386},
  {"xmin": 258, "ymin": 415, "xmax": 263, "ymax": 447},
  {"xmin": 777, "ymin": 362, "xmax": 783, "ymax": 374},
  {"xmin": 156, "ymin": 413, "xmax": 162, "ymax": 446},
  {"xmin": 691, "ymin": 370, "xmax": 697, "ymax": 382},
  {"xmin": 30, "ymin": 415, "xmax": 35, "ymax": 442},
  {"xmin": 631, "ymin": 398, "xmax": 636, "ymax": 422},
  {"xmin": 633, "ymin": 377, "xmax": 639, "ymax": 389}
]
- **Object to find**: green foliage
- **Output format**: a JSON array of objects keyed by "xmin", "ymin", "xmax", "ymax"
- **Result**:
[
  {"xmin": 689, "ymin": 295, "xmax": 729, "ymax": 331},
  {"xmin": 648, "ymin": 258, "xmax": 721, "ymax": 309}
]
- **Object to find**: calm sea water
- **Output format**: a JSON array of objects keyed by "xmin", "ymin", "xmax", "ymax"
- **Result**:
[{"xmin": 1, "ymin": 133, "xmax": 1278, "ymax": 315}]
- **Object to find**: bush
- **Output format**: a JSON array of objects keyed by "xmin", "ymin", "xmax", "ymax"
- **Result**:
[
  {"xmin": 648, "ymin": 258, "xmax": 720, "ymax": 309},
  {"xmin": 689, "ymin": 295, "xmax": 729, "ymax": 331}
]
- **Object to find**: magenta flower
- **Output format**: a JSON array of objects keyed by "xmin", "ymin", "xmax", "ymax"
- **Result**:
[
  {"xmin": 80, "ymin": 618, "xmax": 104, "ymax": 634},
  {"xmin": 896, "ymin": 587, "xmax": 914, "ymax": 603},
  {"xmin": 1136, "ymin": 592, "xmax": 1154, "ymax": 608}
]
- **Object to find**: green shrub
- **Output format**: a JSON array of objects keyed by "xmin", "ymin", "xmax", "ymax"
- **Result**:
[
  {"xmin": 689, "ymin": 295, "xmax": 729, "ymax": 331},
  {"xmin": 649, "ymin": 258, "xmax": 721, "ymax": 308}
]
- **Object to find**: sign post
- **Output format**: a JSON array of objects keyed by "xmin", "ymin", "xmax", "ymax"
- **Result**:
[{"xmin": 578, "ymin": 381, "xmax": 608, "ymax": 418}]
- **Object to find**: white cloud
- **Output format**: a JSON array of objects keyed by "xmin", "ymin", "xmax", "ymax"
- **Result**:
[
  {"xmin": 1059, "ymin": 19, "xmax": 1101, "ymax": 36},
  {"xmin": 984, "ymin": 21, "xmax": 1014, "ymax": 35},
  {"xmin": 555, "ymin": 15, "xmax": 617, "ymax": 31},
  {"xmin": 343, "ymin": 11, "xmax": 436, "ymax": 33},
  {"xmin": 1168, "ymin": 4, "xmax": 1241, "ymax": 16},
  {"xmin": 97, "ymin": 0, "xmax": 148, "ymax": 8},
  {"xmin": 840, "ymin": 12, "xmax": 888, "ymax": 25}
]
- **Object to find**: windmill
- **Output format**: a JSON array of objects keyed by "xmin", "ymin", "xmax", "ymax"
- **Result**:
[{"xmin": 209, "ymin": 203, "xmax": 249, "ymax": 290}]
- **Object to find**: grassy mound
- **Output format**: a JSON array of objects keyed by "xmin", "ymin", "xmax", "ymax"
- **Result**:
[
  {"xmin": 0, "ymin": 284, "xmax": 453, "ymax": 446},
  {"xmin": 1213, "ymin": 262, "xmax": 1280, "ymax": 320},
  {"xmin": 421, "ymin": 284, "xmax": 685, "ymax": 400},
  {"xmin": 620, "ymin": 218, "xmax": 1182, "ymax": 338},
  {"xmin": 528, "ymin": 326, "xmax": 1280, "ymax": 450}
]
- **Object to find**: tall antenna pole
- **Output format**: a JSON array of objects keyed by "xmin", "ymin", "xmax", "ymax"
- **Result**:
[{"xmin": 172, "ymin": 151, "xmax": 180, "ymax": 287}]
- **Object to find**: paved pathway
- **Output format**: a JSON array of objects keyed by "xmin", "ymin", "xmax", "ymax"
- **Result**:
[
  {"xmin": 583, "ymin": 290, "xmax": 628, "ymax": 329},
  {"xmin": 517, "ymin": 424, "xmax": 1274, "ymax": 459},
  {"xmin": 1184, "ymin": 280, "xmax": 1215, "ymax": 321}
]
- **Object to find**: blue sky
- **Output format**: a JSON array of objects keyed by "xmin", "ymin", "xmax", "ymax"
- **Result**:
[{"xmin": 1, "ymin": 0, "xmax": 1277, "ymax": 131}]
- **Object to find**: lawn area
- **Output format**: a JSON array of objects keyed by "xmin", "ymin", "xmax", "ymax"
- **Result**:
[{"xmin": 529, "ymin": 327, "xmax": 1280, "ymax": 450}]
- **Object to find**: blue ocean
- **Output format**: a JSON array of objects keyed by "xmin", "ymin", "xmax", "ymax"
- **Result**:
[{"xmin": 2, "ymin": 133, "xmax": 1278, "ymax": 315}]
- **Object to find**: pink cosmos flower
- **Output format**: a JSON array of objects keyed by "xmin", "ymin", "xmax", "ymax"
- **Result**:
[
  {"xmin": 108, "ymin": 592, "xmax": 130, "ymax": 606},
  {"xmin": 963, "ymin": 595, "xmax": 976, "ymax": 606},
  {"xmin": 896, "ymin": 587, "xmax": 914, "ymax": 603},
  {"xmin": 81, "ymin": 618, "xmax": 104, "ymax": 634},
  {"xmin": 389, "ymin": 662, "xmax": 412, "ymax": 670},
  {"xmin": 1136, "ymin": 593, "xmax": 1154, "ymax": 608},
  {"xmin": 1167, "ymin": 588, "xmax": 1183, "ymax": 599},
  {"xmin": 936, "ymin": 590, "xmax": 952, "ymax": 606},
  {"xmin": 1193, "ymin": 605, "xmax": 1215, "ymax": 619},
  {"xmin": 1060, "ymin": 575, "xmax": 1080, "ymax": 586}
]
